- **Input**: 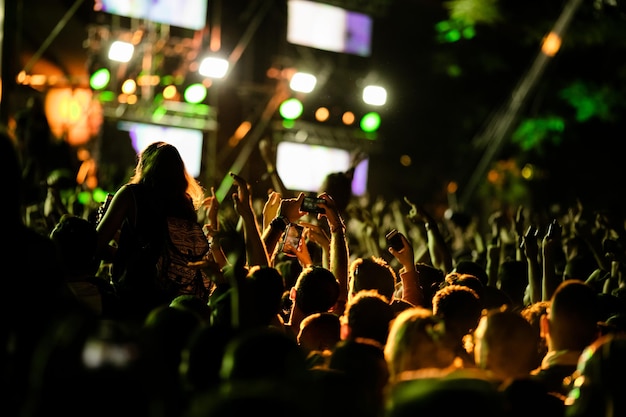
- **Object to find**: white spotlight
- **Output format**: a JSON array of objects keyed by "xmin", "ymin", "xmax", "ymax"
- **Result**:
[
  {"xmin": 108, "ymin": 41, "xmax": 134, "ymax": 63},
  {"xmin": 290, "ymin": 72, "xmax": 317, "ymax": 93},
  {"xmin": 199, "ymin": 57, "xmax": 229, "ymax": 79},
  {"xmin": 363, "ymin": 85, "xmax": 387, "ymax": 106}
]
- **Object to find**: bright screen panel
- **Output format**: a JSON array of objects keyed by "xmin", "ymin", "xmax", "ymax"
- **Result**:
[
  {"xmin": 287, "ymin": 0, "xmax": 372, "ymax": 57},
  {"xmin": 117, "ymin": 121, "xmax": 204, "ymax": 178},
  {"xmin": 94, "ymin": 0, "xmax": 208, "ymax": 31},
  {"xmin": 275, "ymin": 141, "xmax": 368, "ymax": 196}
]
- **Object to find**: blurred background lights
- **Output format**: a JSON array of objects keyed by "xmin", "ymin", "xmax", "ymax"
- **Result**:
[
  {"xmin": 542, "ymin": 32, "xmax": 562, "ymax": 57},
  {"xmin": 121, "ymin": 79, "xmax": 136, "ymax": 95},
  {"xmin": 342, "ymin": 111, "xmax": 355, "ymax": 125},
  {"xmin": 108, "ymin": 41, "xmax": 134, "ymax": 63},
  {"xmin": 183, "ymin": 83, "xmax": 208, "ymax": 103},
  {"xmin": 315, "ymin": 106, "xmax": 329, "ymax": 122},
  {"xmin": 290, "ymin": 72, "xmax": 317, "ymax": 93},
  {"xmin": 199, "ymin": 56, "xmax": 229, "ymax": 78},
  {"xmin": 279, "ymin": 98, "xmax": 304, "ymax": 120},
  {"xmin": 162, "ymin": 84, "xmax": 178, "ymax": 100},
  {"xmin": 89, "ymin": 68, "xmax": 111, "ymax": 90},
  {"xmin": 521, "ymin": 164, "xmax": 535, "ymax": 179},
  {"xmin": 360, "ymin": 111, "xmax": 381, "ymax": 132},
  {"xmin": 362, "ymin": 85, "xmax": 387, "ymax": 106}
]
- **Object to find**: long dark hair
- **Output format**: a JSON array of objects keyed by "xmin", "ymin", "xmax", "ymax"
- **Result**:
[{"xmin": 129, "ymin": 141, "xmax": 205, "ymax": 214}]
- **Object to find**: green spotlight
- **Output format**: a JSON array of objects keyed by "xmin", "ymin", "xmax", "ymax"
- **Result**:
[
  {"xmin": 462, "ymin": 27, "xmax": 476, "ymax": 39},
  {"xmin": 91, "ymin": 188, "xmax": 109, "ymax": 204},
  {"xmin": 183, "ymin": 83, "xmax": 208, "ymax": 104},
  {"xmin": 90, "ymin": 68, "xmax": 111, "ymax": 90},
  {"xmin": 279, "ymin": 98, "xmax": 303, "ymax": 120},
  {"xmin": 360, "ymin": 112, "xmax": 381, "ymax": 133},
  {"xmin": 98, "ymin": 91, "xmax": 116, "ymax": 102},
  {"xmin": 78, "ymin": 191, "xmax": 92, "ymax": 206}
]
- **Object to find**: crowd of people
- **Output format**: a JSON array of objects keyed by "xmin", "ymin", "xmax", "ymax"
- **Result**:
[{"xmin": 1, "ymin": 105, "xmax": 626, "ymax": 417}]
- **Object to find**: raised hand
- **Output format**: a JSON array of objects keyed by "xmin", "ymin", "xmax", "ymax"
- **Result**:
[
  {"xmin": 301, "ymin": 221, "xmax": 330, "ymax": 251},
  {"xmin": 387, "ymin": 230, "xmax": 415, "ymax": 270},
  {"xmin": 404, "ymin": 196, "xmax": 433, "ymax": 225},
  {"xmin": 521, "ymin": 225, "xmax": 539, "ymax": 260},
  {"xmin": 317, "ymin": 192, "xmax": 345, "ymax": 233},
  {"xmin": 262, "ymin": 191, "xmax": 282, "ymax": 230},
  {"xmin": 277, "ymin": 192, "xmax": 306, "ymax": 224},
  {"xmin": 202, "ymin": 186, "xmax": 219, "ymax": 233},
  {"xmin": 230, "ymin": 172, "xmax": 255, "ymax": 219}
]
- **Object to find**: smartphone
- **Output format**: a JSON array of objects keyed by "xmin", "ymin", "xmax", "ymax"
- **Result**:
[
  {"xmin": 301, "ymin": 196, "xmax": 326, "ymax": 214},
  {"xmin": 282, "ymin": 223, "xmax": 304, "ymax": 256},
  {"xmin": 385, "ymin": 229, "xmax": 404, "ymax": 251}
]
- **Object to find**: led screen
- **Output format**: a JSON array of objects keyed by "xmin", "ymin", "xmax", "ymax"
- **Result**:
[
  {"xmin": 287, "ymin": 0, "xmax": 373, "ymax": 57},
  {"xmin": 275, "ymin": 141, "xmax": 368, "ymax": 196},
  {"xmin": 94, "ymin": 0, "xmax": 208, "ymax": 31},
  {"xmin": 117, "ymin": 121, "xmax": 204, "ymax": 178}
]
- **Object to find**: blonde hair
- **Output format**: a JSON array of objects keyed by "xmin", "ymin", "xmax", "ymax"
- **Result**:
[
  {"xmin": 385, "ymin": 307, "xmax": 457, "ymax": 382},
  {"xmin": 130, "ymin": 141, "xmax": 205, "ymax": 210}
]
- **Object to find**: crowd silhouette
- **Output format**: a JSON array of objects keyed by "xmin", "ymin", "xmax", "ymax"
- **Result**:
[{"xmin": 2, "ymin": 105, "xmax": 626, "ymax": 417}]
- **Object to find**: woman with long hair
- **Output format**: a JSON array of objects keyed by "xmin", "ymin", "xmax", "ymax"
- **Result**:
[{"xmin": 96, "ymin": 141, "xmax": 207, "ymax": 324}]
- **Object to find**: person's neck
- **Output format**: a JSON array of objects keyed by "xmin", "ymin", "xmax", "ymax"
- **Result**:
[{"xmin": 285, "ymin": 306, "xmax": 305, "ymax": 337}]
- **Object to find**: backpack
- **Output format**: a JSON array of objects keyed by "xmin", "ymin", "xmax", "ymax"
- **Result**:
[{"xmin": 156, "ymin": 216, "xmax": 211, "ymax": 301}]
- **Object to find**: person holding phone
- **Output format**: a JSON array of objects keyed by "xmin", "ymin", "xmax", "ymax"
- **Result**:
[{"xmin": 282, "ymin": 223, "xmax": 304, "ymax": 254}]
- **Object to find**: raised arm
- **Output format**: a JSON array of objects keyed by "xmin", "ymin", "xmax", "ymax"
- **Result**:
[
  {"xmin": 202, "ymin": 187, "xmax": 228, "ymax": 269},
  {"xmin": 404, "ymin": 196, "xmax": 453, "ymax": 275},
  {"xmin": 542, "ymin": 219, "xmax": 563, "ymax": 301},
  {"xmin": 387, "ymin": 230, "xmax": 424, "ymax": 307},
  {"xmin": 95, "ymin": 184, "xmax": 134, "ymax": 262},
  {"xmin": 521, "ymin": 224, "xmax": 541, "ymax": 304},
  {"xmin": 231, "ymin": 172, "xmax": 269, "ymax": 267},
  {"xmin": 262, "ymin": 192, "xmax": 306, "ymax": 264},
  {"xmin": 318, "ymin": 193, "xmax": 349, "ymax": 315}
]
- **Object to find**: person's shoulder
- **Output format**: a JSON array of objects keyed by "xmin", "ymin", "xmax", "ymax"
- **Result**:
[{"xmin": 107, "ymin": 184, "xmax": 137, "ymax": 207}]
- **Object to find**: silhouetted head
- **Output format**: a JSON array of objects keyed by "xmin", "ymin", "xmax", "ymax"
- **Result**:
[
  {"xmin": 547, "ymin": 279, "xmax": 600, "ymax": 352},
  {"xmin": 343, "ymin": 289, "xmax": 394, "ymax": 346},
  {"xmin": 293, "ymin": 266, "xmax": 340, "ymax": 316},
  {"xmin": 50, "ymin": 214, "xmax": 99, "ymax": 276},
  {"xmin": 349, "ymin": 257, "xmax": 397, "ymax": 302},
  {"xmin": 130, "ymin": 141, "xmax": 205, "ymax": 209}
]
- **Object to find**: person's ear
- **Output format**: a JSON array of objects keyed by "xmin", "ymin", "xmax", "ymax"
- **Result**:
[{"xmin": 290, "ymin": 286, "xmax": 297, "ymax": 301}]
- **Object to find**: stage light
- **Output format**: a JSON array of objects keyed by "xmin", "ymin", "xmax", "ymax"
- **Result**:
[
  {"xmin": 183, "ymin": 83, "xmax": 208, "ymax": 104},
  {"xmin": 279, "ymin": 98, "xmax": 304, "ymax": 120},
  {"xmin": 162, "ymin": 85, "xmax": 178, "ymax": 100},
  {"xmin": 89, "ymin": 68, "xmax": 111, "ymax": 90},
  {"xmin": 199, "ymin": 57, "xmax": 229, "ymax": 79},
  {"xmin": 342, "ymin": 111, "xmax": 356, "ymax": 125},
  {"xmin": 290, "ymin": 72, "xmax": 317, "ymax": 93},
  {"xmin": 108, "ymin": 41, "xmax": 134, "ymax": 63},
  {"xmin": 363, "ymin": 85, "xmax": 387, "ymax": 106},
  {"xmin": 542, "ymin": 32, "xmax": 561, "ymax": 57},
  {"xmin": 121, "ymin": 79, "xmax": 137, "ymax": 95},
  {"xmin": 315, "ymin": 106, "xmax": 330, "ymax": 122},
  {"xmin": 360, "ymin": 111, "xmax": 381, "ymax": 133}
]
